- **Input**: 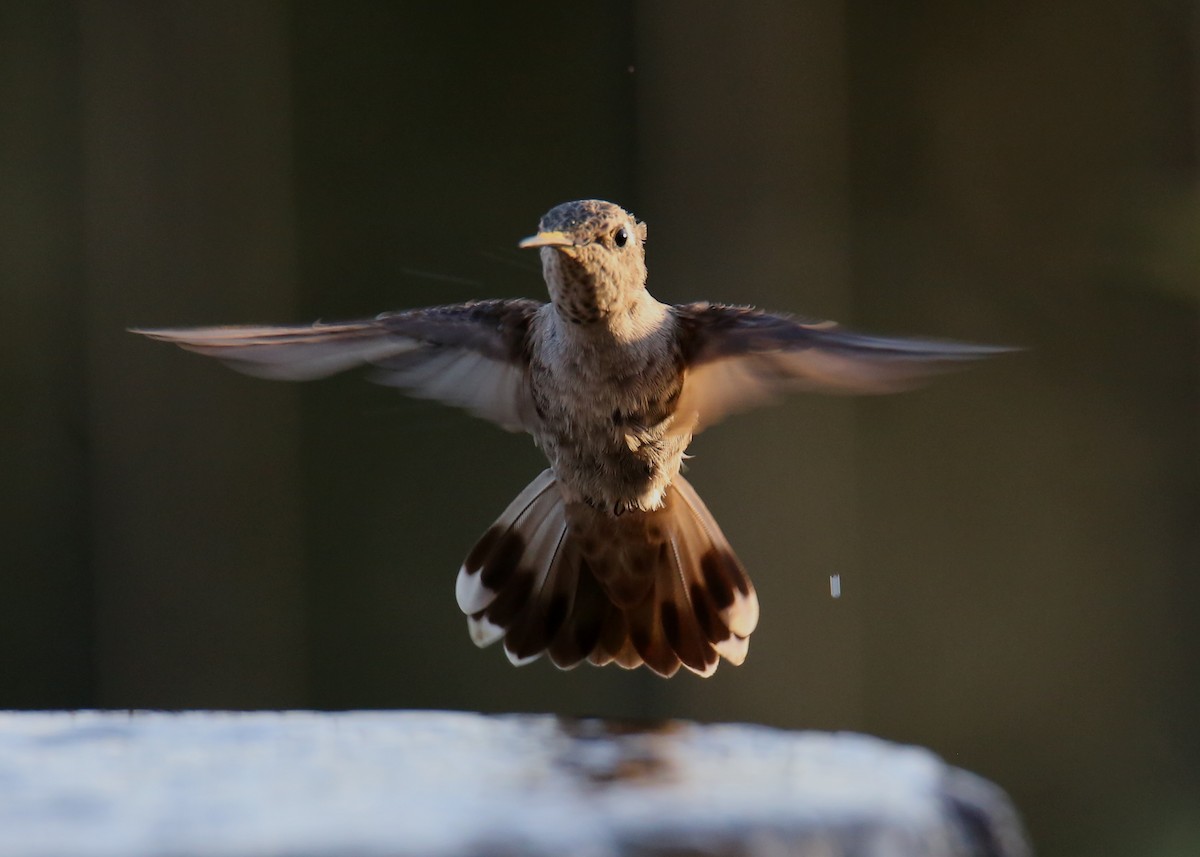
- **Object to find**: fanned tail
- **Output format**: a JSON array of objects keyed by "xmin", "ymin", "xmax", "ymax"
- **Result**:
[{"xmin": 455, "ymin": 470, "xmax": 759, "ymax": 677}]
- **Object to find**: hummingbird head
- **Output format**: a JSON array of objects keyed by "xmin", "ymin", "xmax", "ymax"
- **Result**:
[{"xmin": 519, "ymin": 199, "xmax": 648, "ymax": 325}]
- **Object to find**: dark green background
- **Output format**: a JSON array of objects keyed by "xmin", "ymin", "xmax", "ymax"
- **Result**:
[{"xmin": 3, "ymin": 3, "xmax": 1198, "ymax": 856}]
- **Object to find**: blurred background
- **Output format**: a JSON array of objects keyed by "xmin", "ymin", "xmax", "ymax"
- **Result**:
[{"xmin": 3, "ymin": 2, "xmax": 1198, "ymax": 855}]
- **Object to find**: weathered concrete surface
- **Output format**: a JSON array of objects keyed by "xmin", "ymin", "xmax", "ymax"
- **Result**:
[{"xmin": 0, "ymin": 711, "xmax": 1030, "ymax": 857}]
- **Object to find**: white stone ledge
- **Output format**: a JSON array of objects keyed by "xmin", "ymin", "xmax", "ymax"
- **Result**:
[{"xmin": 0, "ymin": 710, "xmax": 1030, "ymax": 857}]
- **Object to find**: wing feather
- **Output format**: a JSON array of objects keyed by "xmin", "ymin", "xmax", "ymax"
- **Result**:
[
  {"xmin": 674, "ymin": 302, "xmax": 1014, "ymax": 431},
  {"xmin": 132, "ymin": 299, "xmax": 542, "ymax": 431}
]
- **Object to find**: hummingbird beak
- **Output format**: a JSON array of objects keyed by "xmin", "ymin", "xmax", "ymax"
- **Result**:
[{"xmin": 518, "ymin": 231, "xmax": 576, "ymax": 250}]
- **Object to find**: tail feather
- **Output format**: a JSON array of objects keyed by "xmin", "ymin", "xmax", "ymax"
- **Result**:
[
  {"xmin": 586, "ymin": 594, "xmax": 630, "ymax": 669},
  {"xmin": 501, "ymin": 519, "xmax": 573, "ymax": 666},
  {"xmin": 714, "ymin": 633, "xmax": 750, "ymax": 665},
  {"xmin": 455, "ymin": 471, "xmax": 556, "ymax": 615},
  {"xmin": 624, "ymin": 588, "xmax": 684, "ymax": 677},
  {"xmin": 455, "ymin": 469, "xmax": 759, "ymax": 678},
  {"xmin": 673, "ymin": 476, "xmax": 760, "ymax": 640},
  {"xmin": 545, "ymin": 558, "xmax": 605, "ymax": 669},
  {"xmin": 611, "ymin": 637, "xmax": 648, "ymax": 672}
]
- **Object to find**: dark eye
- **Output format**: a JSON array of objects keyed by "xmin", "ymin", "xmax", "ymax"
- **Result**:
[{"xmin": 613, "ymin": 227, "xmax": 628, "ymax": 247}]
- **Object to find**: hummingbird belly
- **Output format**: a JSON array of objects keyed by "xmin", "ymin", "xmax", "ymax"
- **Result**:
[{"xmin": 530, "ymin": 375, "xmax": 688, "ymax": 513}]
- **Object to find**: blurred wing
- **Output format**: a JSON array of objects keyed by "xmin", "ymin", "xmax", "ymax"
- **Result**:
[
  {"xmin": 674, "ymin": 302, "xmax": 1014, "ymax": 432},
  {"xmin": 132, "ymin": 299, "xmax": 542, "ymax": 431}
]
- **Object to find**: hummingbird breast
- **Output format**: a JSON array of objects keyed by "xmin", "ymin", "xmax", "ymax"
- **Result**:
[{"xmin": 528, "ymin": 306, "xmax": 691, "ymax": 513}]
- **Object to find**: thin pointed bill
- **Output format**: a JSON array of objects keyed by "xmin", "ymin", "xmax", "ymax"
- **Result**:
[{"xmin": 518, "ymin": 231, "xmax": 575, "ymax": 249}]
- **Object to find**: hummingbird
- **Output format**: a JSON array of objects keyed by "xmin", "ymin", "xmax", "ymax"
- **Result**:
[{"xmin": 134, "ymin": 199, "xmax": 1007, "ymax": 678}]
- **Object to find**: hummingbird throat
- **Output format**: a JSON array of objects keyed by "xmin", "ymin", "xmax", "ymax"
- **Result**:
[{"xmin": 545, "ymin": 250, "xmax": 632, "ymax": 327}]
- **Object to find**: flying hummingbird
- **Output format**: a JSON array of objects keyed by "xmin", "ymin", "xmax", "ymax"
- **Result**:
[{"xmin": 134, "ymin": 199, "xmax": 1007, "ymax": 678}]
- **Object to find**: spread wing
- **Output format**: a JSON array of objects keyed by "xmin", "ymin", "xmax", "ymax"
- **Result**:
[
  {"xmin": 674, "ymin": 302, "xmax": 1014, "ymax": 432},
  {"xmin": 132, "ymin": 299, "xmax": 542, "ymax": 432}
]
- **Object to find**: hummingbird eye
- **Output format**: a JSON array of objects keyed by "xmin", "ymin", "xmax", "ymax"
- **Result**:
[{"xmin": 613, "ymin": 227, "xmax": 629, "ymax": 247}]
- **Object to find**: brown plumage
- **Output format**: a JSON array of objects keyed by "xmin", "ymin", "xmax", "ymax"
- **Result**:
[{"xmin": 133, "ymin": 199, "xmax": 1011, "ymax": 677}]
